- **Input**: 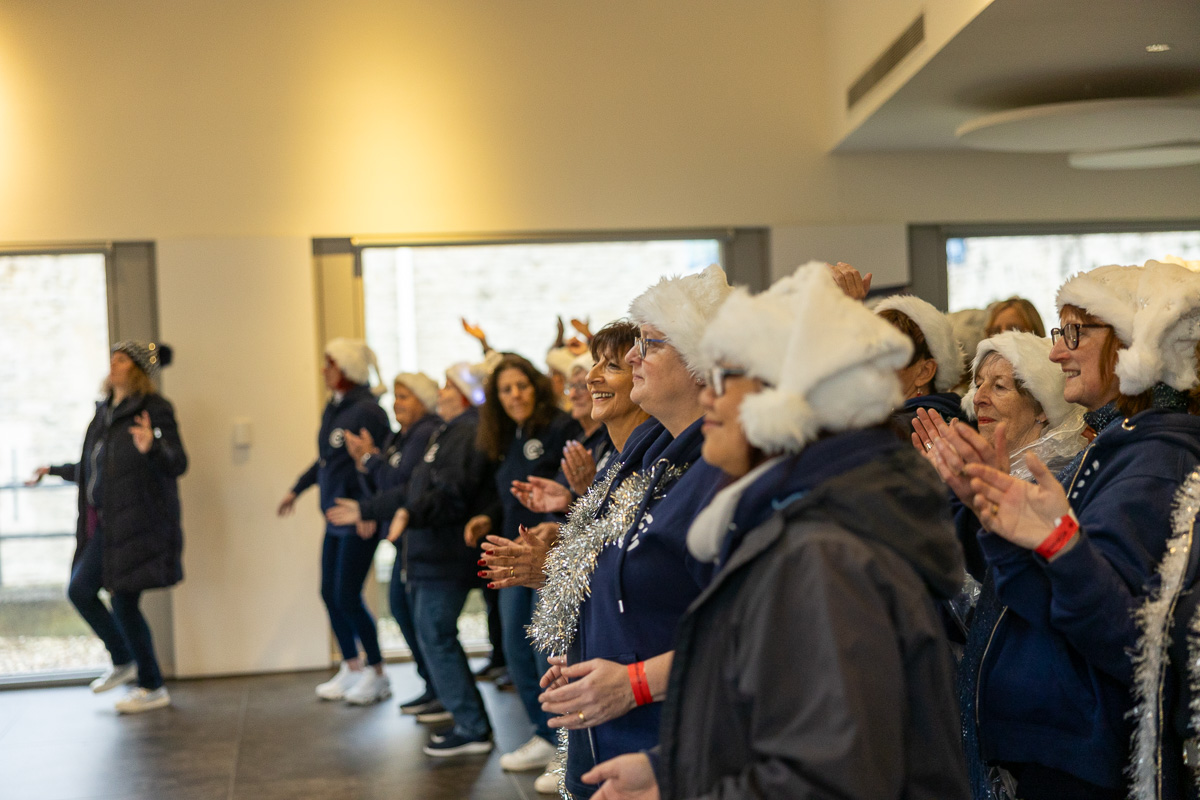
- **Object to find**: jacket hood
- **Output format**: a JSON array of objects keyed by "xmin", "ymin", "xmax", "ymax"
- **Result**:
[
  {"xmin": 785, "ymin": 428, "xmax": 964, "ymax": 598},
  {"xmin": 903, "ymin": 391, "xmax": 966, "ymax": 422}
]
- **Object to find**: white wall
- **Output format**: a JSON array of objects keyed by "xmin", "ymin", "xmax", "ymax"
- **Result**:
[{"xmin": 158, "ymin": 237, "xmax": 329, "ymax": 675}]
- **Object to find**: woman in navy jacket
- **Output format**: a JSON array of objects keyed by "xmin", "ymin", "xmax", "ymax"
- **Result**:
[
  {"xmin": 464, "ymin": 353, "xmax": 582, "ymax": 772},
  {"xmin": 942, "ymin": 262, "xmax": 1200, "ymax": 799},
  {"xmin": 278, "ymin": 339, "xmax": 391, "ymax": 705},
  {"xmin": 33, "ymin": 341, "xmax": 187, "ymax": 715}
]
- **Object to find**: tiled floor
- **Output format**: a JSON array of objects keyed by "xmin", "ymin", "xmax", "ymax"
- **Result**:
[{"xmin": 0, "ymin": 661, "xmax": 544, "ymax": 800}]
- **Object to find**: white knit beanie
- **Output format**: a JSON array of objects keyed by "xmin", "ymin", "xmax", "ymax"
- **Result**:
[
  {"xmin": 1116, "ymin": 260, "xmax": 1200, "ymax": 394},
  {"xmin": 961, "ymin": 332, "xmax": 1080, "ymax": 428},
  {"xmin": 546, "ymin": 346, "xmax": 577, "ymax": 377},
  {"xmin": 873, "ymin": 295, "xmax": 964, "ymax": 393},
  {"xmin": 700, "ymin": 262, "xmax": 912, "ymax": 453},
  {"xmin": 629, "ymin": 263, "xmax": 734, "ymax": 378},
  {"xmin": 393, "ymin": 372, "xmax": 439, "ymax": 413},
  {"xmin": 325, "ymin": 338, "xmax": 383, "ymax": 394}
]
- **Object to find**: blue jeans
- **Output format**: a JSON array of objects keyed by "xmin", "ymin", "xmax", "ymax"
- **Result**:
[
  {"xmin": 320, "ymin": 531, "xmax": 382, "ymax": 665},
  {"xmin": 68, "ymin": 528, "xmax": 163, "ymax": 690},
  {"xmin": 411, "ymin": 581, "xmax": 491, "ymax": 739},
  {"xmin": 389, "ymin": 551, "xmax": 431, "ymax": 689},
  {"xmin": 500, "ymin": 585, "xmax": 553, "ymax": 743}
]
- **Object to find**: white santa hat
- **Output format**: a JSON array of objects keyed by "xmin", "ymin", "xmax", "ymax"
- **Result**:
[
  {"xmin": 1116, "ymin": 260, "xmax": 1200, "ymax": 394},
  {"xmin": 700, "ymin": 262, "xmax": 912, "ymax": 453},
  {"xmin": 629, "ymin": 263, "xmax": 734, "ymax": 379},
  {"xmin": 872, "ymin": 294, "xmax": 964, "ymax": 393},
  {"xmin": 325, "ymin": 338, "xmax": 384, "ymax": 395},
  {"xmin": 961, "ymin": 332, "xmax": 1080, "ymax": 429},
  {"xmin": 393, "ymin": 372, "xmax": 439, "ymax": 413},
  {"xmin": 545, "ymin": 346, "xmax": 577, "ymax": 378},
  {"xmin": 1055, "ymin": 263, "xmax": 1142, "ymax": 347},
  {"xmin": 446, "ymin": 351, "xmax": 502, "ymax": 407}
]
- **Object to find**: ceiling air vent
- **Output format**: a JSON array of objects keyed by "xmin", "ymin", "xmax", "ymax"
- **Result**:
[{"xmin": 847, "ymin": 13, "xmax": 925, "ymax": 110}]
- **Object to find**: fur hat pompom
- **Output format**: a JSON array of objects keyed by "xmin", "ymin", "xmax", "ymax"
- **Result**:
[
  {"xmin": 629, "ymin": 263, "xmax": 734, "ymax": 378},
  {"xmin": 1114, "ymin": 260, "xmax": 1200, "ymax": 394},
  {"xmin": 739, "ymin": 389, "xmax": 821, "ymax": 454},
  {"xmin": 872, "ymin": 294, "xmax": 964, "ymax": 393},
  {"xmin": 393, "ymin": 372, "xmax": 439, "ymax": 412}
]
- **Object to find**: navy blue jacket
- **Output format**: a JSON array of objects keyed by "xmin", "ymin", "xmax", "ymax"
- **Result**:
[
  {"xmin": 975, "ymin": 408, "xmax": 1200, "ymax": 789},
  {"xmin": 357, "ymin": 412, "xmax": 441, "ymax": 525},
  {"xmin": 566, "ymin": 416, "xmax": 723, "ymax": 798},
  {"xmin": 398, "ymin": 408, "xmax": 497, "ymax": 584},
  {"xmin": 490, "ymin": 409, "xmax": 582, "ymax": 540},
  {"xmin": 290, "ymin": 384, "xmax": 390, "ymax": 535},
  {"xmin": 891, "ymin": 391, "xmax": 968, "ymax": 440}
]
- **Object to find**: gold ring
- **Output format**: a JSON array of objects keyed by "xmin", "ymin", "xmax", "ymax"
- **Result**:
[
  {"xmin": 577, "ymin": 710, "xmax": 585, "ymax": 722},
  {"xmin": 509, "ymin": 567, "xmax": 515, "ymax": 577},
  {"xmin": 991, "ymin": 503, "xmax": 999, "ymax": 516}
]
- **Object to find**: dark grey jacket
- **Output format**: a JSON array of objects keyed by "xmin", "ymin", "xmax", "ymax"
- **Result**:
[{"xmin": 655, "ymin": 437, "xmax": 969, "ymax": 800}]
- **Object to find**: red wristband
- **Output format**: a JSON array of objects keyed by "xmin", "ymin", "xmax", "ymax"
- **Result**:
[
  {"xmin": 1036, "ymin": 512, "xmax": 1079, "ymax": 560},
  {"xmin": 628, "ymin": 661, "xmax": 652, "ymax": 706}
]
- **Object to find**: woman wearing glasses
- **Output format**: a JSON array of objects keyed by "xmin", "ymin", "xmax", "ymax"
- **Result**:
[
  {"xmin": 934, "ymin": 261, "xmax": 1200, "ymax": 800},
  {"xmin": 525, "ymin": 266, "xmax": 731, "ymax": 797},
  {"xmin": 582, "ymin": 263, "xmax": 968, "ymax": 800}
]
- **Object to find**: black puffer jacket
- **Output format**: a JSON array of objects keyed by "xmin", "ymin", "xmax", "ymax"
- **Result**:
[
  {"xmin": 654, "ymin": 429, "xmax": 968, "ymax": 800},
  {"xmin": 52, "ymin": 393, "xmax": 188, "ymax": 593}
]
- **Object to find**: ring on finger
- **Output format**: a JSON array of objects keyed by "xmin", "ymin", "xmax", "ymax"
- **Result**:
[
  {"xmin": 577, "ymin": 710, "xmax": 585, "ymax": 722},
  {"xmin": 990, "ymin": 503, "xmax": 999, "ymax": 516},
  {"xmin": 924, "ymin": 441, "xmax": 933, "ymax": 451}
]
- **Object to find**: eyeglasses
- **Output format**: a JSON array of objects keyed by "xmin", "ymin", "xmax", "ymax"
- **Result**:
[
  {"xmin": 1050, "ymin": 323, "xmax": 1112, "ymax": 350},
  {"xmin": 634, "ymin": 336, "xmax": 668, "ymax": 359},
  {"xmin": 562, "ymin": 381, "xmax": 588, "ymax": 396},
  {"xmin": 707, "ymin": 366, "xmax": 747, "ymax": 397}
]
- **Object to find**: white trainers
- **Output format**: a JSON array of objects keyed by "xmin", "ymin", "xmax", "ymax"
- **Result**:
[
  {"xmin": 315, "ymin": 662, "xmax": 359, "ymax": 701},
  {"xmin": 343, "ymin": 670, "xmax": 392, "ymax": 705},
  {"xmin": 90, "ymin": 661, "xmax": 137, "ymax": 694},
  {"xmin": 115, "ymin": 686, "xmax": 170, "ymax": 714},
  {"xmin": 498, "ymin": 735, "xmax": 557, "ymax": 771},
  {"xmin": 534, "ymin": 768, "xmax": 561, "ymax": 793}
]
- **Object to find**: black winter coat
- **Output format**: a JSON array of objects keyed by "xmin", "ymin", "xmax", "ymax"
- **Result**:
[{"xmin": 52, "ymin": 393, "xmax": 188, "ymax": 593}]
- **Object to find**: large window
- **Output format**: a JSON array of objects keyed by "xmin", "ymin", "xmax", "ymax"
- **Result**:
[
  {"xmin": 944, "ymin": 227, "xmax": 1200, "ymax": 323},
  {"xmin": 359, "ymin": 236, "xmax": 721, "ymax": 652},
  {"xmin": 0, "ymin": 252, "xmax": 111, "ymax": 678}
]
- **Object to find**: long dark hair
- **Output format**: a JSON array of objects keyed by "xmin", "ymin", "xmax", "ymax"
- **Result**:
[{"xmin": 476, "ymin": 354, "xmax": 559, "ymax": 460}]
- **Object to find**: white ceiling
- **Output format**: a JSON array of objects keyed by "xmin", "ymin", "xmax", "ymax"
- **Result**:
[{"xmin": 834, "ymin": 0, "xmax": 1200, "ymax": 152}]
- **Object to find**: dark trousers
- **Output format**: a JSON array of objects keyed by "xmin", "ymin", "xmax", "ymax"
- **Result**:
[
  {"xmin": 68, "ymin": 528, "xmax": 163, "ymax": 690},
  {"xmin": 500, "ymin": 585, "xmax": 553, "ymax": 743},
  {"xmin": 320, "ymin": 531, "xmax": 383, "ymax": 665},
  {"xmin": 388, "ymin": 550, "xmax": 431, "ymax": 688},
  {"xmin": 411, "ymin": 581, "xmax": 491, "ymax": 739},
  {"xmin": 483, "ymin": 585, "xmax": 505, "ymax": 665}
]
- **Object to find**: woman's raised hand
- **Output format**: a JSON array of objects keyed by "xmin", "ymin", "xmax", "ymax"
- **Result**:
[
  {"xmin": 479, "ymin": 523, "xmax": 558, "ymax": 589},
  {"xmin": 277, "ymin": 491, "xmax": 297, "ymax": 517},
  {"xmin": 828, "ymin": 262, "xmax": 873, "ymax": 301},
  {"xmin": 343, "ymin": 428, "xmax": 377, "ymax": 466},
  {"xmin": 539, "ymin": 657, "xmax": 636, "ymax": 730},
  {"xmin": 129, "ymin": 410, "xmax": 154, "ymax": 454},
  {"xmin": 511, "ymin": 476, "xmax": 573, "ymax": 513},
  {"xmin": 561, "ymin": 441, "xmax": 597, "ymax": 495},
  {"xmin": 929, "ymin": 419, "xmax": 1010, "ymax": 512},
  {"xmin": 968, "ymin": 453, "xmax": 1072, "ymax": 549},
  {"xmin": 25, "ymin": 466, "xmax": 50, "ymax": 487},
  {"xmin": 463, "ymin": 514, "xmax": 492, "ymax": 547},
  {"xmin": 325, "ymin": 498, "xmax": 361, "ymax": 526}
]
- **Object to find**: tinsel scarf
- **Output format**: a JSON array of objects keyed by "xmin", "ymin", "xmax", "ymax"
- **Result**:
[{"xmin": 1128, "ymin": 467, "xmax": 1200, "ymax": 799}]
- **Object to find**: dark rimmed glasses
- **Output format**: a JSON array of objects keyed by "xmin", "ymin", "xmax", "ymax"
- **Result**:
[
  {"xmin": 634, "ymin": 336, "xmax": 668, "ymax": 359},
  {"xmin": 707, "ymin": 366, "xmax": 748, "ymax": 397},
  {"xmin": 1050, "ymin": 323, "xmax": 1112, "ymax": 350}
]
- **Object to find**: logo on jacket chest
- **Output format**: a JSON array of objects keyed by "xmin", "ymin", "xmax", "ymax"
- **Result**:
[
  {"xmin": 424, "ymin": 443, "xmax": 440, "ymax": 463},
  {"xmin": 329, "ymin": 428, "xmax": 346, "ymax": 448},
  {"xmin": 523, "ymin": 439, "xmax": 544, "ymax": 461},
  {"xmin": 388, "ymin": 451, "xmax": 403, "ymax": 468}
]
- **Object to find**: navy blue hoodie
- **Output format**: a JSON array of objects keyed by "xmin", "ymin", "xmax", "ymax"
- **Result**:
[
  {"xmin": 356, "ymin": 412, "xmax": 441, "ymax": 526},
  {"xmin": 291, "ymin": 384, "xmax": 391, "ymax": 535},
  {"xmin": 975, "ymin": 407, "xmax": 1200, "ymax": 789}
]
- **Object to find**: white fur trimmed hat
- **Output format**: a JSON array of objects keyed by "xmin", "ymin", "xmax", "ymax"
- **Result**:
[
  {"xmin": 961, "ymin": 332, "xmax": 1079, "ymax": 428},
  {"xmin": 873, "ymin": 295, "xmax": 964, "ymax": 393},
  {"xmin": 393, "ymin": 372, "xmax": 439, "ymax": 413},
  {"xmin": 700, "ymin": 262, "xmax": 913, "ymax": 453},
  {"xmin": 446, "ymin": 351, "xmax": 502, "ymax": 407},
  {"xmin": 570, "ymin": 353, "xmax": 595, "ymax": 375},
  {"xmin": 1055, "ymin": 263, "xmax": 1142, "ymax": 347},
  {"xmin": 1116, "ymin": 260, "xmax": 1200, "ymax": 394},
  {"xmin": 325, "ymin": 338, "xmax": 382, "ymax": 392},
  {"xmin": 629, "ymin": 263, "xmax": 734, "ymax": 378},
  {"xmin": 546, "ymin": 346, "xmax": 576, "ymax": 377}
]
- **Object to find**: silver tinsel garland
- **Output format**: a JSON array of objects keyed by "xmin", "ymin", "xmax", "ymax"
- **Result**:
[
  {"xmin": 1127, "ymin": 467, "xmax": 1200, "ymax": 800},
  {"xmin": 528, "ymin": 457, "xmax": 687, "ymax": 799}
]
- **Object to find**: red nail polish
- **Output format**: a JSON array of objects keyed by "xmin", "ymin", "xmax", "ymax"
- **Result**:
[
  {"xmin": 487, "ymin": 583, "xmax": 495, "ymax": 589},
  {"xmin": 477, "ymin": 559, "xmax": 486, "ymax": 565},
  {"xmin": 477, "ymin": 571, "xmax": 487, "ymax": 577}
]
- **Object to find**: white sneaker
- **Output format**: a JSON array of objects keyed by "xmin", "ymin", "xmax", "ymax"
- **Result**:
[
  {"xmin": 343, "ymin": 670, "xmax": 392, "ymax": 705},
  {"xmin": 315, "ymin": 663, "xmax": 359, "ymax": 701},
  {"xmin": 499, "ymin": 735, "xmax": 556, "ymax": 771},
  {"xmin": 115, "ymin": 686, "xmax": 170, "ymax": 714},
  {"xmin": 90, "ymin": 662, "xmax": 137, "ymax": 693},
  {"xmin": 534, "ymin": 768, "xmax": 561, "ymax": 794}
]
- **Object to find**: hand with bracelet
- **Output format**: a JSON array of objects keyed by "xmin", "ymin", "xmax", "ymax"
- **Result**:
[
  {"xmin": 965, "ymin": 453, "xmax": 1078, "ymax": 559},
  {"xmin": 538, "ymin": 652, "xmax": 672, "ymax": 730}
]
